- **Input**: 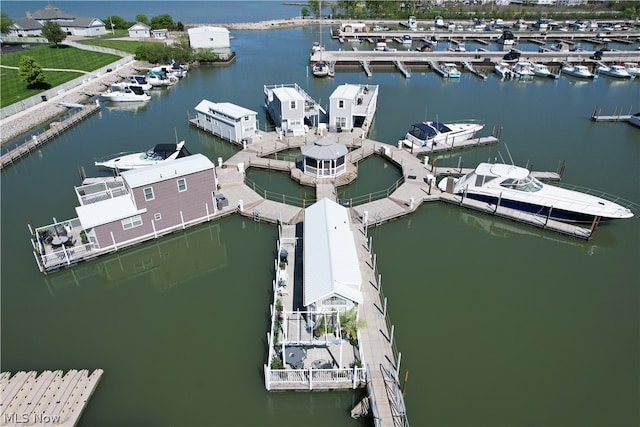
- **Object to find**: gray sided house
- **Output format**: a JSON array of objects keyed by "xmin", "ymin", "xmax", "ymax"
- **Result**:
[
  {"xmin": 9, "ymin": 19, "xmax": 43, "ymax": 37},
  {"xmin": 194, "ymin": 99, "xmax": 258, "ymax": 144},
  {"xmin": 75, "ymin": 154, "xmax": 217, "ymax": 249},
  {"xmin": 22, "ymin": 4, "xmax": 106, "ymax": 36},
  {"xmin": 264, "ymin": 85, "xmax": 308, "ymax": 136}
]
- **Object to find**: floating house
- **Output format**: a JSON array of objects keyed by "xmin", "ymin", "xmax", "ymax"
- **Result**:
[
  {"xmin": 328, "ymin": 84, "xmax": 379, "ymax": 134},
  {"xmin": 32, "ymin": 154, "xmax": 220, "ymax": 273},
  {"xmin": 264, "ymin": 84, "xmax": 324, "ymax": 135},
  {"xmin": 188, "ymin": 26, "xmax": 231, "ymax": 55},
  {"xmin": 304, "ymin": 198, "xmax": 363, "ymax": 316},
  {"xmin": 193, "ymin": 99, "xmax": 258, "ymax": 144},
  {"xmin": 300, "ymin": 137, "xmax": 348, "ymax": 179}
]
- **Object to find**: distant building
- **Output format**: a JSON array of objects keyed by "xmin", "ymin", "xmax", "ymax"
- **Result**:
[
  {"xmin": 9, "ymin": 19, "xmax": 43, "ymax": 37},
  {"xmin": 22, "ymin": 3, "xmax": 106, "ymax": 36},
  {"xmin": 193, "ymin": 99, "xmax": 258, "ymax": 144},
  {"xmin": 188, "ymin": 26, "xmax": 231, "ymax": 54},
  {"xmin": 151, "ymin": 29, "xmax": 168, "ymax": 39},
  {"xmin": 328, "ymin": 84, "xmax": 379, "ymax": 134},
  {"xmin": 339, "ymin": 22, "xmax": 368, "ymax": 33},
  {"xmin": 128, "ymin": 22, "xmax": 151, "ymax": 38}
]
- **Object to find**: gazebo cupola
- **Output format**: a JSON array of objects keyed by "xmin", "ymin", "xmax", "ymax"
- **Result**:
[{"xmin": 300, "ymin": 137, "xmax": 348, "ymax": 178}]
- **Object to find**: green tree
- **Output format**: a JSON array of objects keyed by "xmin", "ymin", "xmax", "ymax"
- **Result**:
[
  {"xmin": 150, "ymin": 14, "xmax": 175, "ymax": 30},
  {"xmin": 104, "ymin": 15, "xmax": 130, "ymax": 30},
  {"xmin": 308, "ymin": 0, "xmax": 320, "ymax": 18},
  {"xmin": 18, "ymin": 55, "xmax": 47, "ymax": 88},
  {"xmin": 1, "ymin": 12, "xmax": 14, "ymax": 34},
  {"xmin": 339, "ymin": 307, "xmax": 365, "ymax": 345},
  {"xmin": 41, "ymin": 22, "xmax": 66, "ymax": 48},
  {"xmin": 135, "ymin": 14, "xmax": 149, "ymax": 25}
]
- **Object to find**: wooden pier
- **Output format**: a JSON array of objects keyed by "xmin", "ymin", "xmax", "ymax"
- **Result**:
[
  {"xmin": 1, "ymin": 103, "xmax": 100, "ymax": 171},
  {"xmin": 0, "ymin": 369, "xmax": 103, "ymax": 426}
]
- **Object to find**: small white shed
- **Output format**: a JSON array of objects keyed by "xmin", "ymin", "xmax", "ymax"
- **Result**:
[
  {"xmin": 194, "ymin": 99, "xmax": 258, "ymax": 144},
  {"xmin": 128, "ymin": 22, "xmax": 150, "ymax": 38}
]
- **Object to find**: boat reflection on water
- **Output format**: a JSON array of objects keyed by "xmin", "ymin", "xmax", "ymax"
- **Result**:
[
  {"xmin": 43, "ymin": 222, "xmax": 227, "ymax": 294},
  {"xmin": 102, "ymin": 101, "xmax": 149, "ymax": 114},
  {"xmin": 458, "ymin": 210, "xmax": 615, "ymax": 255}
]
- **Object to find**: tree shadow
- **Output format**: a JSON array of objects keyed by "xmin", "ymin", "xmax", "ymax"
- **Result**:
[{"xmin": 28, "ymin": 82, "xmax": 52, "ymax": 90}]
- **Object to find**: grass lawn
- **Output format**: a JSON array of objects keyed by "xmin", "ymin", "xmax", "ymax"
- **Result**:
[
  {"xmin": 78, "ymin": 39, "xmax": 154, "ymax": 55},
  {"xmin": 0, "ymin": 45, "xmax": 119, "ymax": 108}
]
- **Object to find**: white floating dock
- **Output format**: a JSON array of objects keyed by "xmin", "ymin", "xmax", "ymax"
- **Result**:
[{"xmin": 0, "ymin": 369, "xmax": 103, "ymax": 426}]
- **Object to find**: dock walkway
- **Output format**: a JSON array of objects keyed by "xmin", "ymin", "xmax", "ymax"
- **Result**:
[{"xmin": 0, "ymin": 369, "xmax": 103, "ymax": 426}]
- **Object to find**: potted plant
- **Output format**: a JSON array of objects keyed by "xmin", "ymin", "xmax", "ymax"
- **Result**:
[{"xmin": 340, "ymin": 307, "xmax": 366, "ymax": 345}]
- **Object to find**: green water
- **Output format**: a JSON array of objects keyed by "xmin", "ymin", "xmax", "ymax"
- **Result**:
[{"xmin": 1, "ymin": 25, "xmax": 639, "ymax": 427}]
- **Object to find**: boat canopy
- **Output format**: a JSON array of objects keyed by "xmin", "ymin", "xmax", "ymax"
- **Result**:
[{"xmin": 408, "ymin": 122, "xmax": 452, "ymax": 140}]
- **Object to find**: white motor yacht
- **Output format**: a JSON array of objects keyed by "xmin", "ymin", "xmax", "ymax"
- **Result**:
[
  {"xmin": 561, "ymin": 64, "xmax": 597, "ymax": 79},
  {"xmin": 531, "ymin": 63, "xmax": 559, "ymax": 79},
  {"xmin": 597, "ymin": 64, "xmax": 632, "ymax": 79},
  {"xmin": 95, "ymin": 141, "xmax": 191, "ymax": 171},
  {"xmin": 623, "ymin": 62, "xmax": 640, "ymax": 77},
  {"xmin": 99, "ymin": 82, "xmax": 151, "ymax": 102},
  {"xmin": 399, "ymin": 120, "xmax": 484, "ymax": 150},
  {"xmin": 438, "ymin": 163, "xmax": 634, "ymax": 223},
  {"xmin": 512, "ymin": 61, "xmax": 535, "ymax": 79},
  {"xmin": 494, "ymin": 61, "xmax": 513, "ymax": 79},
  {"xmin": 436, "ymin": 63, "xmax": 461, "ymax": 79}
]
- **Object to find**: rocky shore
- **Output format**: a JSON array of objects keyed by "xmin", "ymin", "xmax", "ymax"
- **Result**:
[{"xmin": 0, "ymin": 61, "xmax": 153, "ymax": 146}]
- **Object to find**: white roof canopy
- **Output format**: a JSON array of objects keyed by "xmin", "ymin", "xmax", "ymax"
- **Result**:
[{"xmin": 303, "ymin": 198, "xmax": 363, "ymax": 307}]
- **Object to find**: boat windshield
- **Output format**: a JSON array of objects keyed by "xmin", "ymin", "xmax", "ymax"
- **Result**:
[{"xmin": 500, "ymin": 175, "xmax": 543, "ymax": 192}]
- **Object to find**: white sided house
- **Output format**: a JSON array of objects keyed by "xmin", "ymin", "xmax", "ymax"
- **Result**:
[
  {"xmin": 193, "ymin": 99, "xmax": 258, "ymax": 144},
  {"xmin": 74, "ymin": 154, "xmax": 217, "ymax": 250},
  {"xmin": 24, "ymin": 4, "xmax": 106, "ymax": 36},
  {"xmin": 329, "ymin": 84, "xmax": 379, "ymax": 134},
  {"xmin": 9, "ymin": 19, "xmax": 43, "ymax": 37},
  {"xmin": 264, "ymin": 85, "xmax": 308, "ymax": 136},
  {"xmin": 303, "ymin": 198, "xmax": 363, "ymax": 317},
  {"xmin": 128, "ymin": 22, "xmax": 151, "ymax": 38},
  {"xmin": 188, "ymin": 26, "xmax": 231, "ymax": 54}
]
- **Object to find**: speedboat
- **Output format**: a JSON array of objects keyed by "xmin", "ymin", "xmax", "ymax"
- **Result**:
[
  {"xmin": 400, "ymin": 120, "xmax": 484, "ymax": 149},
  {"xmin": 623, "ymin": 62, "xmax": 640, "ymax": 77},
  {"xmin": 123, "ymin": 75, "xmax": 152, "ymax": 91},
  {"xmin": 531, "ymin": 63, "xmax": 559, "ymax": 79},
  {"xmin": 496, "ymin": 29, "xmax": 515, "ymax": 46},
  {"xmin": 561, "ymin": 64, "xmax": 597, "ymax": 79},
  {"xmin": 512, "ymin": 61, "xmax": 535, "ymax": 79},
  {"xmin": 597, "ymin": 64, "xmax": 632, "ymax": 79},
  {"xmin": 99, "ymin": 82, "xmax": 151, "ymax": 102},
  {"xmin": 147, "ymin": 70, "xmax": 178, "ymax": 87},
  {"xmin": 437, "ymin": 163, "xmax": 634, "ymax": 223},
  {"xmin": 494, "ymin": 61, "xmax": 513, "ymax": 79},
  {"xmin": 436, "ymin": 63, "xmax": 461, "ymax": 79},
  {"xmin": 401, "ymin": 34, "xmax": 412, "ymax": 45},
  {"xmin": 94, "ymin": 141, "xmax": 191, "ymax": 171}
]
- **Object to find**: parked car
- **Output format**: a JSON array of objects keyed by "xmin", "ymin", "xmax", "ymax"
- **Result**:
[{"xmin": 503, "ymin": 49, "xmax": 521, "ymax": 60}]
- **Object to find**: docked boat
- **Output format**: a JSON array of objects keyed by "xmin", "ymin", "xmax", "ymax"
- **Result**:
[
  {"xmin": 374, "ymin": 38, "xmax": 396, "ymax": 52},
  {"xmin": 123, "ymin": 75, "xmax": 152, "ymax": 91},
  {"xmin": 436, "ymin": 63, "xmax": 461, "ymax": 79},
  {"xmin": 494, "ymin": 61, "xmax": 513, "ymax": 79},
  {"xmin": 496, "ymin": 30, "xmax": 515, "ymax": 46},
  {"xmin": 597, "ymin": 64, "xmax": 632, "ymax": 79},
  {"xmin": 531, "ymin": 62, "xmax": 559, "ymax": 79},
  {"xmin": 94, "ymin": 141, "xmax": 191, "ymax": 171},
  {"xmin": 629, "ymin": 112, "xmax": 640, "ymax": 128},
  {"xmin": 147, "ymin": 70, "xmax": 178, "ymax": 87},
  {"xmin": 99, "ymin": 82, "xmax": 151, "ymax": 102},
  {"xmin": 400, "ymin": 120, "xmax": 484, "ymax": 149},
  {"xmin": 401, "ymin": 34, "xmax": 412, "ymax": 45},
  {"xmin": 561, "ymin": 64, "xmax": 597, "ymax": 79},
  {"xmin": 312, "ymin": 61, "xmax": 333, "ymax": 77},
  {"xmin": 623, "ymin": 62, "xmax": 640, "ymax": 77},
  {"xmin": 438, "ymin": 163, "xmax": 634, "ymax": 223},
  {"xmin": 311, "ymin": 41, "xmax": 324, "ymax": 54},
  {"xmin": 400, "ymin": 16, "xmax": 418, "ymax": 31},
  {"xmin": 512, "ymin": 61, "xmax": 535, "ymax": 79}
]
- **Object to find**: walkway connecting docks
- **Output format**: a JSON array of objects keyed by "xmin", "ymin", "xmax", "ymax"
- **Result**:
[{"xmin": 0, "ymin": 369, "xmax": 103, "ymax": 426}]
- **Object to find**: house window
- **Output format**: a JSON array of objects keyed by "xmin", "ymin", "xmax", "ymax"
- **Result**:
[
  {"xmin": 290, "ymin": 100, "xmax": 296, "ymax": 109},
  {"xmin": 338, "ymin": 100, "xmax": 344, "ymax": 108},
  {"xmin": 177, "ymin": 178, "xmax": 187, "ymax": 192},
  {"xmin": 336, "ymin": 117, "xmax": 347, "ymax": 128},
  {"xmin": 154, "ymin": 213, "xmax": 162, "ymax": 221},
  {"xmin": 143, "ymin": 187, "xmax": 154, "ymax": 201},
  {"xmin": 122, "ymin": 215, "xmax": 143, "ymax": 230}
]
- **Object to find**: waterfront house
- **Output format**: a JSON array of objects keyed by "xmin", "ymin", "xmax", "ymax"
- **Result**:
[
  {"xmin": 32, "ymin": 154, "xmax": 220, "ymax": 273},
  {"xmin": 339, "ymin": 22, "xmax": 368, "ymax": 33},
  {"xmin": 128, "ymin": 22, "xmax": 151, "ymax": 38},
  {"xmin": 188, "ymin": 26, "xmax": 231, "ymax": 54},
  {"xmin": 303, "ymin": 198, "xmax": 362, "ymax": 316},
  {"xmin": 151, "ymin": 29, "xmax": 169, "ymax": 39},
  {"xmin": 193, "ymin": 99, "xmax": 258, "ymax": 144},
  {"xmin": 300, "ymin": 137, "xmax": 348, "ymax": 178},
  {"xmin": 25, "ymin": 4, "xmax": 106, "ymax": 36},
  {"xmin": 328, "ymin": 84, "xmax": 379, "ymax": 134},
  {"xmin": 264, "ymin": 84, "xmax": 308, "ymax": 136},
  {"xmin": 8, "ymin": 19, "xmax": 43, "ymax": 37}
]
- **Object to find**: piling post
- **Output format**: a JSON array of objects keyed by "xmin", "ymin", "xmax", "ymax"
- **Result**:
[
  {"xmin": 383, "ymin": 297, "xmax": 387, "ymax": 317},
  {"xmin": 390, "ymin": 324, "xmax": 395, "ymax": 344}
]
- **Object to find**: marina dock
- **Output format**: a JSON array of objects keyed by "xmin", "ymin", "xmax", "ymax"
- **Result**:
[
  {"xmin": 0, "ymin": 369, "xmax": 103, "ymax": 426},
  {"xmin": 1, "ymin": 103, "xmax": 100, "ymax": 170}
]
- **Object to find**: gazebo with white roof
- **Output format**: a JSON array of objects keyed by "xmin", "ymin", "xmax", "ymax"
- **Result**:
[
  {"xmin": 300, "ymin": 137, "xmax": 348, "ymax": 179},
  {"xmin": 303, "ymin": 198, "xmax": 363, "ymax": 317}
]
